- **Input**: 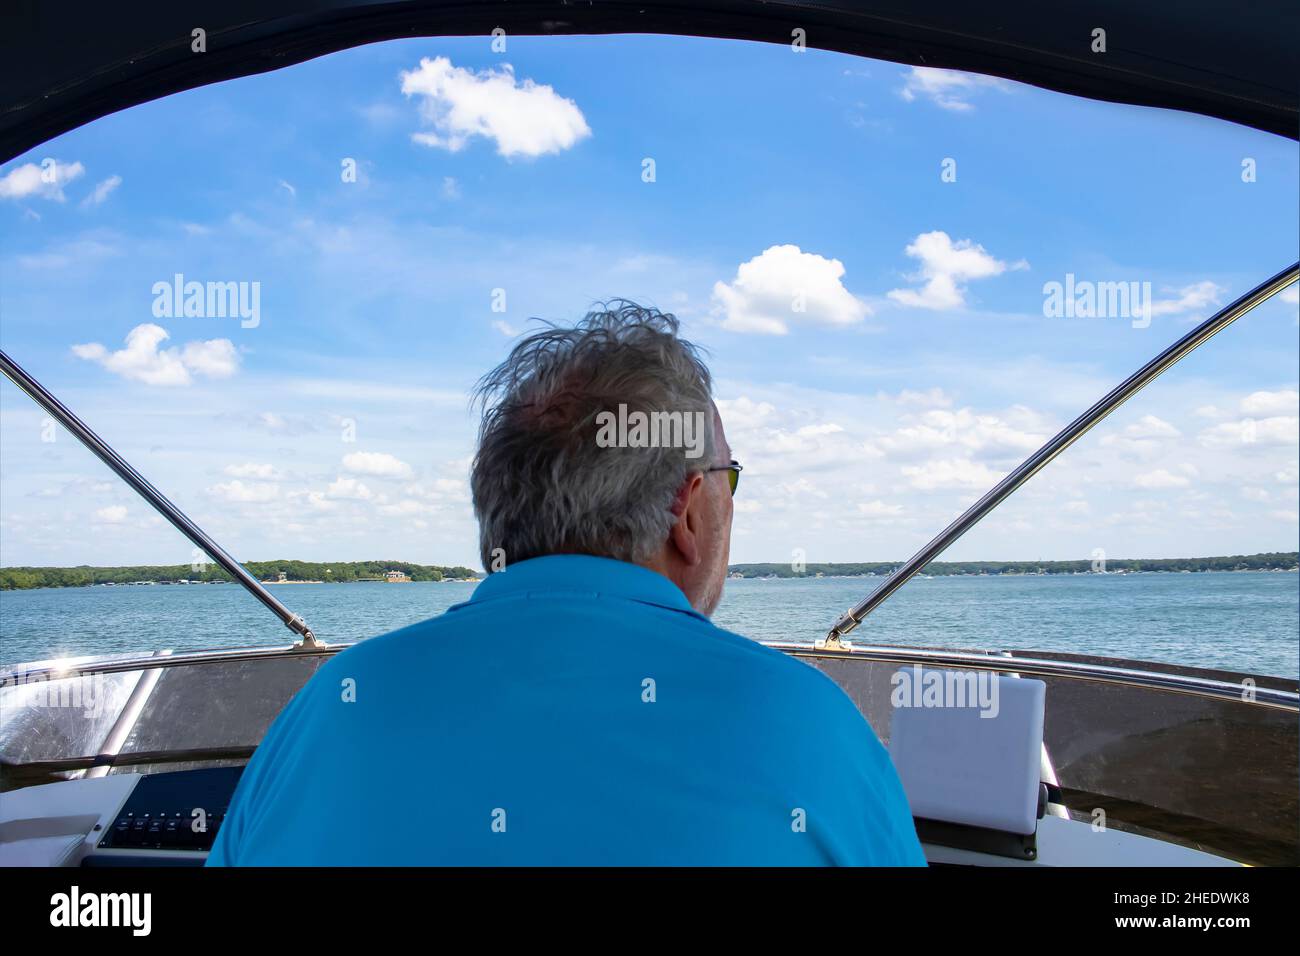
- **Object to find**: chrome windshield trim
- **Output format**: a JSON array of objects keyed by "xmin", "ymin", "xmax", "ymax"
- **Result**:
[
  {"xmin": 4, "ymin": 639, "xmax": 1294, "ymax": 711},
  {"xmin": 0, "ymin": 348, "xmax": 321, "ymax": 648},
  {"xmin": 771, "ymin": 642, "xmax": 1300, "ymax": 712},
  {"xmin": 824, "ymin": 262, "xmax": 1300, "ymax": 645}
]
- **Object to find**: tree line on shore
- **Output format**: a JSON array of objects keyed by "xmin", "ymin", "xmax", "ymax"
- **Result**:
[
  {"xmin": 726, "ymin": 552, "xmax": 1299, "ymax": 578},
  {"xmin": 2, "ymin": 552, "xmax": 1295, "ymax": 590},
  {"xmin": 0, "ymin": 559, "xmax": 479, "ymax": 590}
]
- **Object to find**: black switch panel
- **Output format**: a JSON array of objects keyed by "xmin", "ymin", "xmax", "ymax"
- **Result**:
[{"xmin": 98, "ymin": 766, "xmax": 244, "ymax": 852}]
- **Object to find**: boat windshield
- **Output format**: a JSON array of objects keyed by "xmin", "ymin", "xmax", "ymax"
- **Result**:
[{"xmin": 1, "ymin": 34, "xmax": 1296, "ymax": 675}]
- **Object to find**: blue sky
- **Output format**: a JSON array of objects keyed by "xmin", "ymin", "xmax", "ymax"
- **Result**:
[{"xmin": 1, "ymin": 34, "xmax": 1297, "ymax": 570}]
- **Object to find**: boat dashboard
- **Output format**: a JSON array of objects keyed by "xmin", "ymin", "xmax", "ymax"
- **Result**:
[
  {"xmin": 0, "ymin": 762, "xmax": 1237, "ymax": 867},
  {"xmin": 1, "ymin": 767, "xmax": 235, "ymax": 867},
  {"xmin": 0, "ymin": 770, "xmax": 227, "ymax": 868}
]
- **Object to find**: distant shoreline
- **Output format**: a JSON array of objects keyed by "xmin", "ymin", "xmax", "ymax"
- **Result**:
[
  {"xmin": 0, "ymin": 559, "xmax": 480, "ymax": 591},
  {"xmin": 726, "ymin": 553, "xmax": 1298, "ymax": 580},
  {"xmin": 727, "ymin": 567, "xmax": 1297, "ymax": 579},
  {"xmin": 1, "ymin": 553, "xmax": 1295, "ymax": 590}
]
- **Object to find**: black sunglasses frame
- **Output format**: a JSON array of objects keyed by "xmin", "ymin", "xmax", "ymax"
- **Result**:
[{"xmin": 706, "ymin": 460, "xmax": 742, "ymax": 496}]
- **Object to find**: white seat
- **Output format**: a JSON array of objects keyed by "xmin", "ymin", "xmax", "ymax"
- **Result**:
[{"xmin": 888, "ymin": 669, "xmax": 1045, "ymax": 836}]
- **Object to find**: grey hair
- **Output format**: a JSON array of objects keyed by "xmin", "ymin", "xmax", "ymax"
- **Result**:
[{"xmin": 471, "ymin": 300, "xmax": 716, "ymax": 570}]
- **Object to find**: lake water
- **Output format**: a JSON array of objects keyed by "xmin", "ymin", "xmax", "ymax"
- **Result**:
[{"xmin": 1, "ymin": 571, "xmax": 1296, "ymax": 678}]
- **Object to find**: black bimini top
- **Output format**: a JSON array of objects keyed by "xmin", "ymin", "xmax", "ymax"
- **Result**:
[{"xmin": 1, "ymin": 0, "xmax": 1297, "ymax": 162}]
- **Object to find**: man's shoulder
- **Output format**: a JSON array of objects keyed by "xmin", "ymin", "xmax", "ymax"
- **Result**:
[
  {"xmin": 312, "ymin": 615, "xmax": 452, "ymax": 677},
  {"xmin": 717, "ymin": 621, "xmax": 857, "ymax": 697},
  {"xmin": 325, "ymin": 606, "xmax": 845, "ymax": 699},
  {"xmin": 703, "ymin": 621, "xmax": 858, "ymax": 701}
]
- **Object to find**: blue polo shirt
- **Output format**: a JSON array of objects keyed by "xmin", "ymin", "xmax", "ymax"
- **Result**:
[{"xmin": 208, "ymin": 554, "xmax": 925, "ymax": 866}]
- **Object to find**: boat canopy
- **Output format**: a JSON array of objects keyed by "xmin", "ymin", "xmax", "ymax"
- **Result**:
[{"xmin": 2, "ymin": 0, "xmax": 1297, "ymax": 163}]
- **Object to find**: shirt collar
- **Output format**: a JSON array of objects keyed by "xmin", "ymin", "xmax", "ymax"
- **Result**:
[{"xmin": 453, "ymin": 554, "xmax": 704, "ymax": 619}]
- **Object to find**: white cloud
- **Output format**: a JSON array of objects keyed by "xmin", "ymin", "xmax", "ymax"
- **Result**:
[
  {"xmin": 94, "ymin": 505, "xmax": 128, "ymax": 524},
  {"xmin": 902, "ymin": 457, "xmax": 1001, "ymax": 490},
  {"xmin": 880, "ymin": 407, "xmax": 1045, "ymax": 460},
  {"xmin": 898, "ymin": 67, "xmax": 1011, "ymax": 112},
  {"xmin": 224, "ymin": 463, "xmax": 283, "ymax": 480},
  {"xmin": 492, "ymin": 319, "xmax": 521, "ymax": 337},
  {"xmin": 405, "ymin": 477, "xmax": 469, "ymax": 502},
  {"xmin": 1148, "ymin": 280, "xmax": 1225, "ymax": 318},
  {"xmin": 71, "ymin": 324, "xmax": 240, "ymax": 386},
  {"xmin": 180, "ymin": 339, "xmax": 240, "ymax": 379},
  {"xmin": 889, "ymin": 387, "xmax": 954, "ymax": 408},
  {"xmin": 856, "ymin": 500, "xmax": 904, "ymax": 518},
  {"xmin": 1199, "ymin": 416, "xmax": 1299, "ymax": 448},
  {"xmin": 80, "ymin": 175, "xmax": 122, "ymax": 208},
  {"xmin": 1122, "ymin": 415, "xmax": 1180, "ymax": 439},
  {"xmin": 1133, "ymin": 468, "xmax": 1191, "ymax": 489},
  {"xmin": 1099, "ymin": 414, "xmax": 1181, "ymax": 457},
  {"xmin": 1280, "ymin": 284, "xmax": 1299, "ymax": 305},
  {"xmin": 712, "ymin": 244, "xmax": 871, "ymax": 334},
  {"xmin": 798, "ymin": 423, "xmax": 844, "ymax": 437},
  {"xmin": 1240, "ymin": 389, "xmax": 1298, "ymax": 417},
  {"xmin": 378, "ymin": 499, "xmax": 431, "ymax": 517},
  {"xmin": 208, "ymin": 480, "xmax": 279, "ymax": 503},
  {"xmin": 715, "ymin": 396, "xmax": 778, "ymax": 431},
  {"xmin": 327, "ymin": 476, "xmax": 373, "ymax": 500},
  {"xmin": 304, "ymin": 491, "xmax": 337, "ymax": 511},
  {"xmin": 887, "ymin": 231, "xmax": 1021, "ymax": 310},
  {"xmin": 0, "ymin": 160, "xmax": 85, "ymax": 201},
  {"xmin": 400, "ymin": 56, "xmax": 591, "ymax": 158},
  {"xmin": 773, "ymin": 477, "xmax": 828, "ymax": 500},
  {"xmin": 441, "ymin": 176, "xmax": 461, "ymax": 199},
  {"xmin": 342, "ymin": 451, "xmax": 414, "ymax": 480}
]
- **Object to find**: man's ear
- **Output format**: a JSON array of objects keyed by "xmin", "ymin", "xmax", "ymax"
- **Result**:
[{"xmin": 668, "ymin": 472, "xmax": 704, "ymax": 567}]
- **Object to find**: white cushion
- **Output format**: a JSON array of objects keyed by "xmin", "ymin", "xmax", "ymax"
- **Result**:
[{"xmin": 888, "ymin": 669, "xmax": 1045, "ymax": 835}]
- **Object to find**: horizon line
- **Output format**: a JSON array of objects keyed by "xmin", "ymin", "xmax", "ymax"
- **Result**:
[{"xmin": 2, "ymin": 550, "xmax": 1297, "ymax": 573}]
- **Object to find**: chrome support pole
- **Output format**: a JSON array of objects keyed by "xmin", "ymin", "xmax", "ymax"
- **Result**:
[
  {"xmin": 0, "ymin": 348, "xmax": 321, "ymax": 648},
  {"xmin": 823, "ymin": 262, "xmax": 1300, "ymax": 647}
]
